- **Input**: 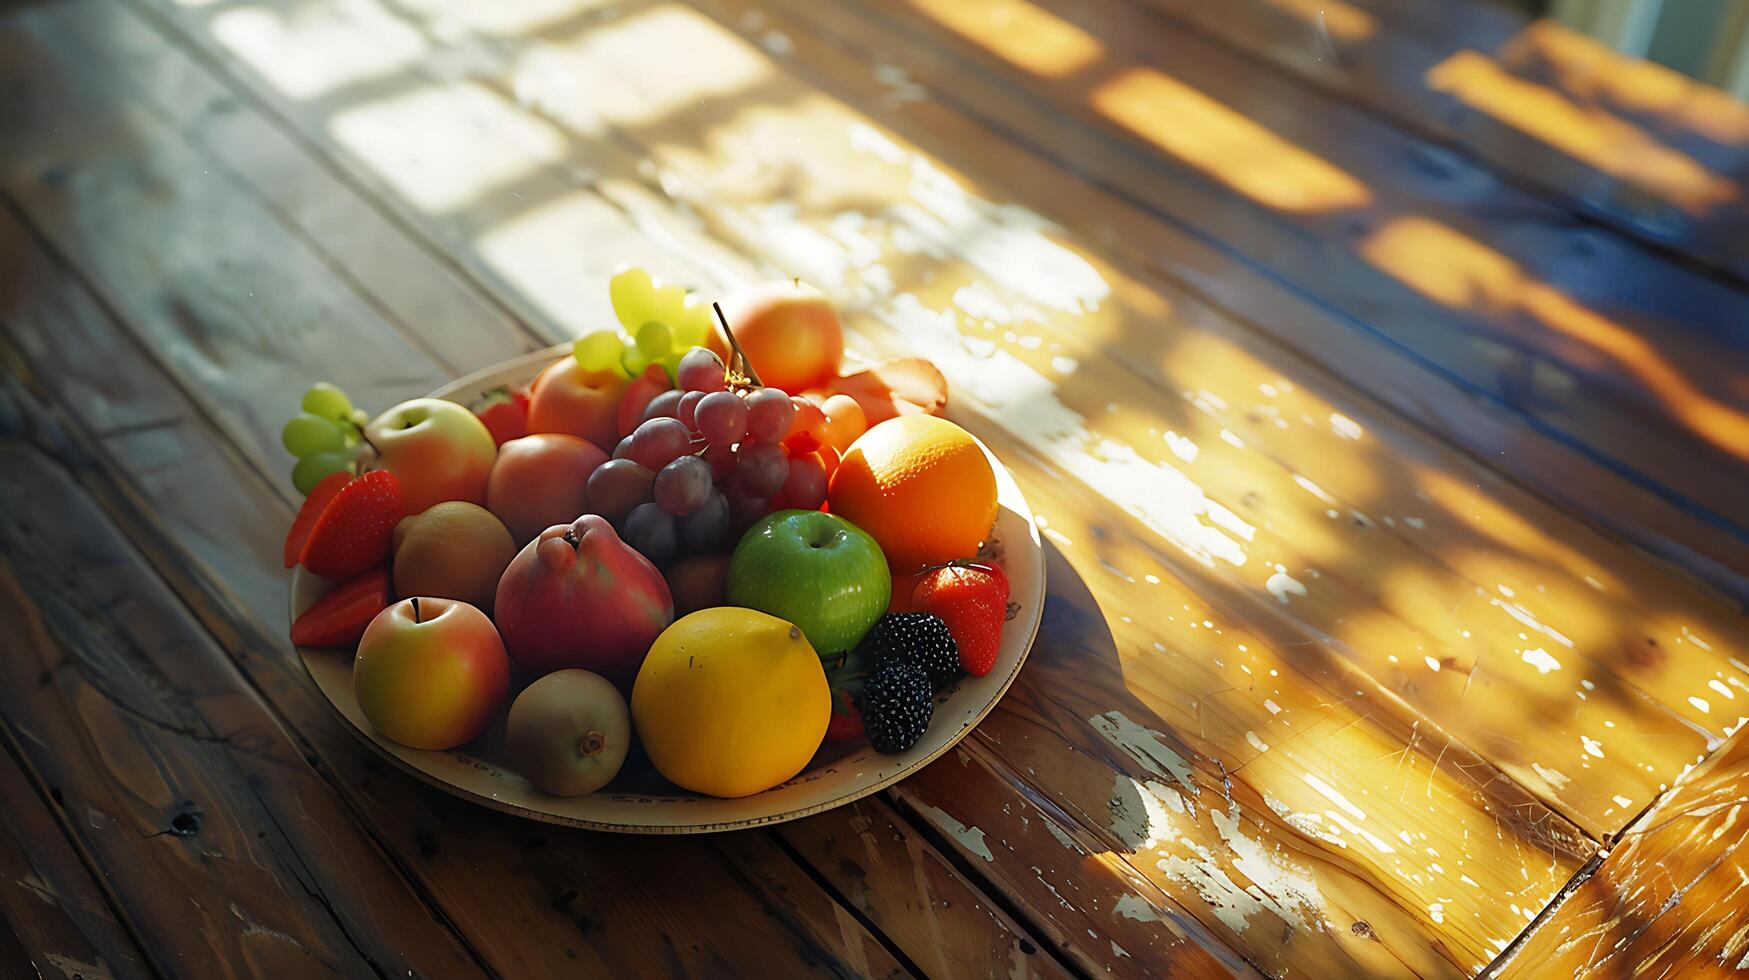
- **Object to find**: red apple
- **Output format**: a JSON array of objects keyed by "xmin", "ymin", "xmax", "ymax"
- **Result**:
[
  {"xmin": 717, "ymin": 281, "xmax": 844, "ymax": 394},
  {"xmin": 353, "ymin": 597, "xmax": 509, "ymax": 750},
  {"xmin": 526, "ymin": 357, "xmax": 625, "ymax": 450},
  {"xmin": 487, "ymin": 433, "xmax": 609, "ymax": 544},
  {"xmin": 365, "ymin": 399, "xmax": 498, "ymax": 515},
  {"xmin": 493, "ymin": 514, "xmax": 674, "ymax": 686}
]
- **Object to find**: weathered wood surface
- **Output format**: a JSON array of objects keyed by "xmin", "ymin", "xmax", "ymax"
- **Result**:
[
  {"xmin": 1137, "ymin": 0, "xmax": 1749, "ymax": 281},
  {"xmin": 1500, "ymin": 730, "xmax": 1749, "ymax": 978},
  {"xmin": 4, "ymin": 0, "xmax": 1749, "ymax": 976}
]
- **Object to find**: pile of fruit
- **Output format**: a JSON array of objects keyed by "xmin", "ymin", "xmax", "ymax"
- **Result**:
[{"xmin": 285, "ymin": 271, "xmax": 1012, "ymax": 800}]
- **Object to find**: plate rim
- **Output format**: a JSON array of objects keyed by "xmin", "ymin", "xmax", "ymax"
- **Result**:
[{"xmin": 290, "ymin": 346, "xmax": 1045, "ymax": 834}]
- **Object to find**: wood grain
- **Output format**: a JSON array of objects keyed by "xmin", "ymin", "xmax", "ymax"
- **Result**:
[
  {"xmin": 0, "ymin": 741, "xmax": 149, "ymax": 980},
  {"xmin": 1500, "ymin": 731, "xmax": 1749, "ymax": 977},
  {"xmin": 0, "ymin": 436, "xmax": 487, "ymax": 978},
  {"xmin": 1136, "ymin": 0, "xmax": 1749, "ymax": 281},
  {"xmin": 802, "ymin": 0, "xmax": 1749, "ymax": 552}
]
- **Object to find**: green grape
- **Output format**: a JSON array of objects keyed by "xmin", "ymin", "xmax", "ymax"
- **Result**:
[
  {"xmin": 348, "ymin": 408, "xmax": 369, "ymax": 428},
  {"xmin": 574, "ymin": 330, "xmax": 627, "ymax": 372},
  {"xmin": 649, "ymin": 284, "xmax": 688, "ymax": 329},
  {"xmin": 608, "ymin": 267, "xmax": 655, "ymax": 330},
  {"xmin": 292, "ymin": 449, "xmax": 353, "ymax": 495},
  {"xmin": 621, "ymin": 344, "xmax": 653, "ymax": 378},
  {"xmin": 635, "ymin": 321, "xmax": 672, "ymax": 359},
  {"xmin": 670, "ymin": 303, "xmax": 713, "ymax": 348},
  {"xmin": 281, "ymin": 412, "xmax": 344, "ymax": 457},
  {"xmin": 660, "ymin": 350, "xmax": 684, "ymax": 385},
  {"xmin": 301, "ymin": 382, "xmax": 353, "ymax": 422}
]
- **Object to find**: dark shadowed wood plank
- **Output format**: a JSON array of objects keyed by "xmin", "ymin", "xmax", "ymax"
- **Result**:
[
  {"xmin": 1500, "ymin": 730, "xmax": 1749, "ymax": 977},
  {"xmin": 782, "ymin": 0, "xmax": 1749, "ymax": 558},
  {"xmin": 0, "ymin": 432, "xmax": 488, "ymax": 978},
  {"xmin": 0, "ymin": 741, "xmax": 150, "ymax": 980},
  {"xmin": 1136, "ymin": 0, "xmax": 1749, "ymax": 281}
]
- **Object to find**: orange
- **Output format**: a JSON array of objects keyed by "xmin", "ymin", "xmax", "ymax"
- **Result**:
[{"xmin": 827, "ymin": 415, "xmax": 997, "ymax": 572}]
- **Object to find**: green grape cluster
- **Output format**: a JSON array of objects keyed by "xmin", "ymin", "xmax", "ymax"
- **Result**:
[
  {"xmin": 573, "ymin": 267, "xmax": 717, "ymax": 382},
  {"xmin": 282, "ymin": 382, "xmax": 368, "ymax": 494}
]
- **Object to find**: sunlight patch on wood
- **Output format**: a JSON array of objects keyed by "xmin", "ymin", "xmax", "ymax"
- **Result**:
[
  {"xmin": 904, "ymin": 0, "xmax": 1103, "ymax": 77},
  {"xmin": 210, "ymin": 2, "xmax": 425, "ymax": 99},
  {"xmin": 1262, "ymin": 0, "xmax": 1376, "ymax": 41},
  {"xmin": 1360, "ymin": 216, "xmax": 1749, "ymax": 460},
  {"xmin": 1090, "ymin": 67, "xmax": 1371, "ymax": 213},
  {"xmin": 1427, "ymin": 50, "xmax": 1737, "ymax": 215},
  {"xmin": 395, "ymin": 0, "xmax": 615, "ymax": 38}
]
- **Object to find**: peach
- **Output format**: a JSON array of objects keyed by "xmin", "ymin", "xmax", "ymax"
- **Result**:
[
  {"xmin": 487, "ymin": 434, "xmax": 609, "ymax": 544},
  {"xmin": 526, "ymin": 357, "xmax": 625, "ymax": 450},
  {"xmin": 392, "ymin": 501, "xmax": 516, "ymax": 610},
  {"xmin": 717, "ymin": 281, "xmax": 843, "ymax": 394},
  {"xmin": 353, "ymin": 597, "xmax": 509, "ymax": 750}
]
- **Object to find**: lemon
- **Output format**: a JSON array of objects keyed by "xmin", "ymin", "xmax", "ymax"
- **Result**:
[{"xmin": 632, "ymin": 608, "xmax": 830, "ymax": 798}]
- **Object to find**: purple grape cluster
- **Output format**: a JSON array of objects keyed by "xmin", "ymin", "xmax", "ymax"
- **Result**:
[{"xmin": 585, "ymin": 347, "xmax": 833, "ymax": 565}]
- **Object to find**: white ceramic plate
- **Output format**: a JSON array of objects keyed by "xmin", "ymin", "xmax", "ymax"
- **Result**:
[{"xmin": 290, "ymin": 347, "xmax": 1045, "ymax": 833}]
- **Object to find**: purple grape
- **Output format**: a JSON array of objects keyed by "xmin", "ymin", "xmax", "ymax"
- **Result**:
[
  {"xmin": 653, "ymin": 455, "xmax": 712, "ymax": 516},
  {"xmin": 678, "ymin": 490, "xmax": 731, "ymax": 552},
  {"xmin": 677, "ymin": 390, "xmax": 706, "ymax": 432},
  {"xmin": 612, "ymin": 435, "xmax": 635, "ymax": 459},
  {"xmin": 726, "ymin": 484, "xmax": 771, "ymax": 534},
  {"xmin": 585, "ymin": 458, "xmax": 655, "ymax": 523},
  {"xmin": 623, "ymin": 502, "xmax": 676, "ymax": 565},
  {"xmin": 676, "ymin": 347, "xmax": 727, "ymax": 393},
  {"xmin": 695, "ymin": 390, "xmax": 748, "ymax": 446},
  {"xmin": 782, "ymin": 453, "xmax": 828, "ymax": 510},
  {"xmin": 704, "ymin": 443, "xmax": 737, "ymax": 482},
  {"xmin": 744, "ymin": 387, "xmax": 795, "ymax": 443},
  {"xmin": 642, "ymin": 389, "xmax": 682, "ymax": 423},
  {"xmin": 735, "ymin": 441, "xmax": 789, "ymax": 497},
  {"xmin": 628, "ymin": 417, "xmax": 691, "ymax": 470}
]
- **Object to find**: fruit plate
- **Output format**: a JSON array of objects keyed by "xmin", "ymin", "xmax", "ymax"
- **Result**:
[{"xmin": 290, "ymin": 346, "xmax": 1045, "ymax": 834}]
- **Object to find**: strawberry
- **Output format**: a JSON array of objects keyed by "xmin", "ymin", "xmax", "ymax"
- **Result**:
[
  {"xmin": 472, "ymin": 386, "xmax": 529, "ymax": 447},
  {"xmin": 913, "ymin": 562, "xmax": 1009, "ymax": 677},
  {"xmin": 298, "ymin": 470, "xmax": 405, "ymax": 578},
  {"xmin": 824, "ymin": 687, "xmax": 865, "ymax": 741},
  {"xmin": 290, "ymin": 566, "xmax": 391, "ymax": 647},
  {"xmin": 284, "ymin": 471, "xmax": 352, "ymax": 568}
]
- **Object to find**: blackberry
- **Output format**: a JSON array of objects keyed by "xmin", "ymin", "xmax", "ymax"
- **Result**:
[
  {"xmin": 858, "ymin": 663, "xmax": 934, "ymax": 754},
  {"xmin": 857, "ymin": 613, "xmax": 960, "ymax": 690}
]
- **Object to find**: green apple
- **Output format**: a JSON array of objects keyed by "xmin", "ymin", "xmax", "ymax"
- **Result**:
[{"xmin": 726, "ymin": 510, "xmax": 890, "ymax": 656}]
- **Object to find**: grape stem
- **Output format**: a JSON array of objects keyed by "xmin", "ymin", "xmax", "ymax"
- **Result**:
[{"xmin": 713, "ymin": 301, "xmax": 763, "ymax": 388}]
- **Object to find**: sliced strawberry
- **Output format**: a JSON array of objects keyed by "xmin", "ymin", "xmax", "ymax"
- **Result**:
[
  {"xmin": 283, "ymin": 471, "xmax": 353, "ymax": 568},
  {"xmin": 299, "ymin": 470, "xmax": 405, "ymax": 578},
  {"xmin": 827, "ymin": 358, "xmax": 948, "ymax": 427},
  {"xmin": 914, "ymin": 562, "xmax": 1009, "ymax": 677},
  {"xmin": 290, "ymin": 566, "xmax": 391, "ymax": 647},
  {"xmin": 824, "ymin": 687, "xmax": 865, "ymax": 741},
  {"xmin": 472, "ymin": 386, "xmax": 529, "ymax": 447}
]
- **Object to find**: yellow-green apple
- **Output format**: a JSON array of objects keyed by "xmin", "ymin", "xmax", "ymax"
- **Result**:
[
  {"xmin": 726, "ymin": 510, "xmax": 889, "ymax": 655},
  {"xmin": 717, "ymin": 281, "xmax": 844, "ymax": 393},
  {"xmin": 366, "ymin": 399, "xmax": 498, "ymax": 514},
  {"xmin": 493, "ymin": 514, "xmax": 673, "ymax": 688},
  {"xmin": 526, "ymin": 357, "xmax": 625, "ymax": 450},
  {"xmin": 353, "ymin": 597, "xmax": 509, "ymax": 750},
  {"xmin": 392, "ymin": 501, "xmax": 516, "ymax": 610},
  {"xmin": 487, "ymin": 433, "xmax": 609, "ymax": 544}
]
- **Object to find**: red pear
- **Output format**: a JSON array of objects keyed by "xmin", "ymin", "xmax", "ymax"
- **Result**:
[{"xmin": 493, "ymin": 514, "xmax": 673, "ymax": 686}]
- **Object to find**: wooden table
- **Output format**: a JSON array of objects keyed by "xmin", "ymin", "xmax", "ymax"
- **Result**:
[{"xmin": 2, "ymin": 0, "xmax": 1747, "ymax": 976}]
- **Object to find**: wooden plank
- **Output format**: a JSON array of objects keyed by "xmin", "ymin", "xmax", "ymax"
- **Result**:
[
  {"xmin": 790, "ymin": 0, "xmax": 1749, "ymax": 553},
  {"xmin": 0, "ymin": 433, "xmax": 488, "ymax": 978},
  {"xmin": 1137, "ymin": 0, "xmax": 1749, "ymax": 280},
  {"xmin": 0, "ymin": 742, "xmax": 150, "ymax": 980},
  {"xmin": 1499, "ymin": 730, "xmax": 1749, "ymax": 977},
  {"xmin": 779, "ymin": 794, "xmax": 1122, "ymax": 978},
  {"xmin": 0, "ymin": 212, "xmax": 914, "ymax": 978},
  {"xmin": 0, "ymin": 10, "xmax": 1051, "ymax": 971}
]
